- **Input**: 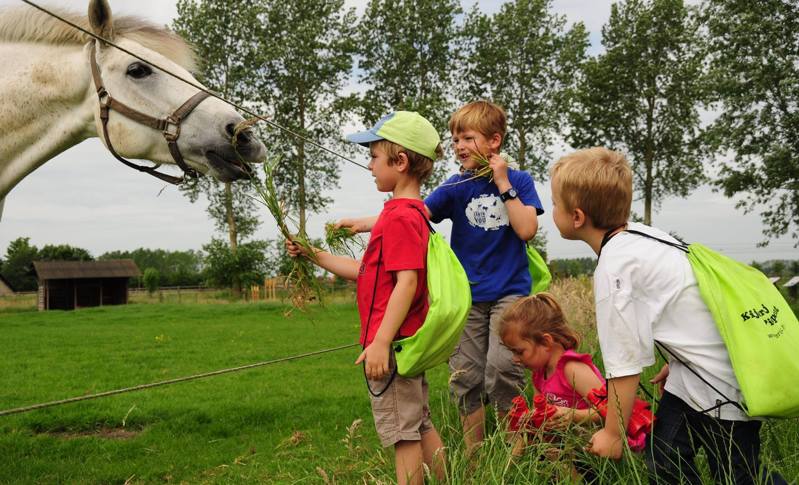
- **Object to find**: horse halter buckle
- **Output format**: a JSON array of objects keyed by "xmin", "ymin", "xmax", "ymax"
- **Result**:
[{"xmin": 163, "ymin": 115, "xmax": 181, "ymax": 142}]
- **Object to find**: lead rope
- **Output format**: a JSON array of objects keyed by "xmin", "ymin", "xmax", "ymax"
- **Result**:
[{"xmin": 0, "ymin": 343, "xmax": 358, "ymax": 417}]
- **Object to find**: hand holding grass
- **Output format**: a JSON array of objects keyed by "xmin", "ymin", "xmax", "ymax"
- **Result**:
[
  {"xmin": 285, "ymin": 239, "xmax": 317, "ymax": 259},
  {"xmin": 487, "ymin": 152, "xmax": 511, "ymax": 192}
]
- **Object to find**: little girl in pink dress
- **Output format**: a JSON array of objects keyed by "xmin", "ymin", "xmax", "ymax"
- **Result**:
[{"xmin": 500, "ymin": 293, "xmax": 650, "ymax": 451}]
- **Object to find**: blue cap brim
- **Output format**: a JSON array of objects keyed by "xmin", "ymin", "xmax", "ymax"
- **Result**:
[{"xmin": 346, "ymin": 131, "xmax": 384, "ymax": 147}]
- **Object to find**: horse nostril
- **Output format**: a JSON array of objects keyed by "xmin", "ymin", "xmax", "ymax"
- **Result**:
[
  {"xmin": 225, "ymin": 123, "xmax": 237, "ymax": 137},
  {"xmin": 226, "ymin": 122, "xmax": 251, "ymax": 146}
]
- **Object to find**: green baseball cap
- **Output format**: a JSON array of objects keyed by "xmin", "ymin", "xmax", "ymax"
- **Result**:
[{"xmin": 346, "ymin": 111, "xmax": 440, "ymax": 160}]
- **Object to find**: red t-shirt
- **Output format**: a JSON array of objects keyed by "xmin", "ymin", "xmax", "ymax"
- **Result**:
[{"xmin": 357, "ymin": 198, "xmax": 430, "ymax": 346}]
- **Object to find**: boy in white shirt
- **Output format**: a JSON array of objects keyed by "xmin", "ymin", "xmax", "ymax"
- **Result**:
[{"xmin": 549, "ymin": 147, "xmax": 786, "ymax": 484}]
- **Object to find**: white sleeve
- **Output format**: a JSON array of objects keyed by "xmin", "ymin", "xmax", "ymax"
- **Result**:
[{"xmin": 594, "ymin": 264, "xmax": 655, "ymax": 378}]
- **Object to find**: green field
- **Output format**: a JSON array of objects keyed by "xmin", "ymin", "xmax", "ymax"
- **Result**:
[{"xmin": 0, "ymin": 302, "xmax": 796, "ymax": 484}]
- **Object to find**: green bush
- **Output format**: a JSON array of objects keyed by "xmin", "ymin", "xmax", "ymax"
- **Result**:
[{"xmin": 142, "ymin": 267, "xmax": 160, "ymax": 295}]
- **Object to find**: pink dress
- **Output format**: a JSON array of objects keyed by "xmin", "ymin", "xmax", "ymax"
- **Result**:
[
  {"xmin": 532, "ymin": 349, "xmax": 603, "ymax": 409},
  {"xmin": 532, "ymin": 349, "xmax": 650, "ymax": 451}
]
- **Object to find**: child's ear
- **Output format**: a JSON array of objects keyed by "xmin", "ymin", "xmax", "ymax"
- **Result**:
[
  {"xmin": 488, "ymin": 132, "xmax": 502, "ymax": 152},
  {"xmin": 540, "ymin": 333, "xmax": 556, "ymax": 348},
  {"xmin": 573, "ymin": 207, "xmax": 587, "ymax": 230},
  {"xmin": 395, "ymin": 152, "xmax": 410, "ymax": 172}
]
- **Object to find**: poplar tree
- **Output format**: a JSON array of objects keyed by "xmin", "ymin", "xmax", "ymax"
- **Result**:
[
  {"xmin": 356, "ymin": 0, "xmax": 462, "ymax": 189},
  {"xmin": 174, "ymin": 0, "xmax": 264, "ymax": 296},
  {"xmin": 459, "ymin": 0, "xmax": 588, "ymax": 179},
  {"xmin": 254, "ymin": 0, "xmax": 356, "ymax": 234},
  {"xmin": 702, "ymin": 0, "xmax": 799, "ymax": 244},
  {"xmin": 568, "ymin": 0, "xmax": 705, "ymax": 225}
]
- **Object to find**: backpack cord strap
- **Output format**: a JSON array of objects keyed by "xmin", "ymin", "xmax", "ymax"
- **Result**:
[
  {"xmin": 624, "ymin": 229, "xmax": 689, "ymax": 253},
  {"xmin": 363, "ymin": 205, "xmax": 430, "ymax": 397},
  {"xmin": 408, "ymin": 205, "xmax": 435, "ymax": 233},
  {"xmin": 655, "ymin": 342, "xmax": 745, "ymax": 415},
  {"xmin": 363, "ymin": 242, "xmax": 398, "ymax": 397}
]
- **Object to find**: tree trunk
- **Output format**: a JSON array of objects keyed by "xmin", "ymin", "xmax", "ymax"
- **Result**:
[
  {"xmin": 297, "ymin": 90, "xmax": 308, "ymax": 236},
  {"xmin": 643, "ymin": 93, "xmax": 657, "ymax": 225},
  {"xmin": 517, "ymin": 129, "xmax": 527, "ymax": 172},
  {"xmin": 225, "ymin": 182, "xmax": 241, "ymax": 298}
]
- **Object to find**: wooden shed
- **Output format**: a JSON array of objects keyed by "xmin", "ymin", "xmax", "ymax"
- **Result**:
[
  {"xmin": 0, "ymin": 273, "xmax": 14, "ymax": 296},
  {"xmin": 33, "ymin": 260, "xmax": 141, "ymax": 311}
]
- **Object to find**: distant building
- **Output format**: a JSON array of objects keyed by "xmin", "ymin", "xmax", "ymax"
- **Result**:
[
  {"xmin": 768, "ymin": 276, "xmax": 781, "ymax": 284},
  {"xmin": 0, "ymin": 273, "xmax": 14, "ymax": 296},
  {"xmin": 33, "ymin": 260, "xmax": 141, "ymax": 311}
]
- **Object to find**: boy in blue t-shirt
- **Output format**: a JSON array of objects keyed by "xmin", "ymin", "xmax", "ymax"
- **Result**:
[{"xmin": 339, "ymin": 101, "xmax": 544, "ymax": 450}]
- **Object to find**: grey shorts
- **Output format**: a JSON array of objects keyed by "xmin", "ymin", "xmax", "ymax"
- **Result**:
[
  {"xmin": 448, "ymin": 294, "xmax": 527, "ymax": 415},
  {"xmin": 367, "ymin": 353, "xmax": 434, "ymax": 448}
]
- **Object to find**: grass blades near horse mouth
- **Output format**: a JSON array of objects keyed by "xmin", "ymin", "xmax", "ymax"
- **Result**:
[{"xmin": 0, "ymin": 301, "xmax": 797, "ymax": 484}]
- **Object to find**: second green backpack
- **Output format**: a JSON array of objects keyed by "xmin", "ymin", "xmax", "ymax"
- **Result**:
[
  {"xmin": 627, "ymin": 229, "xmax": 799, "ymax": 418},
  {"xmin": 527, "ymin": 245, "xmax": 552, "ymax": 294}
]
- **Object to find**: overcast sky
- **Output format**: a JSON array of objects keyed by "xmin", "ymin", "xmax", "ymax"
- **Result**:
[{"xmin": 0, "ymin": 0, "xmax": 795, "ymax": 264}]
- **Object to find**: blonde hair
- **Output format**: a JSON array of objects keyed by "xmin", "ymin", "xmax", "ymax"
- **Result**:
[
  {"xmin": 550, "ymin": 147, "xmax": 632, "ymax": 229},
  {"xmin": 372, "ymin": 139, "xmax": 442, "ymax": 182},
  {"xmin": 449, "ymin": 100, "xmax": 506, "ymax": 144},
  {"xmin": 499, "ymin": 293, "xmax": 580, "ymax": 350}
]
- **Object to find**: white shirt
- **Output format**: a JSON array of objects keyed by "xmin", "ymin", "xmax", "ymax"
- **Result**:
[{"xmin": 594, "ymin": 223, "xmax": 749, "ymax": 421}]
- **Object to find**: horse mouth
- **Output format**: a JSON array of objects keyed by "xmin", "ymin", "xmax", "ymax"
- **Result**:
[{"xmin": 205, "ymin": 151, "xmax": 254, "ymax": 181}]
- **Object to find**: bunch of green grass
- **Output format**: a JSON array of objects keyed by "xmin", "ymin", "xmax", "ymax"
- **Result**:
[
  {"xmin": 324, "ymin": 223, "xmax": 363, "ymax": 258},
  {"xmin": 441, "ymin": 143, "xmax": 517, "ymax": 188},
  {"xmin": 250, "ymin": 158, "xmax": 323, "ymax": 309}
]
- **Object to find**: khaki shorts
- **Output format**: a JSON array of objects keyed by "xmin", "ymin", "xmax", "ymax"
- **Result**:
[
  {"xmin": 449, "ymin": 294, "xmax": 527, "ymax": 415},
  {"xmin": 367, "ymin": 353, "xmax": 433, "ymax": 448}
]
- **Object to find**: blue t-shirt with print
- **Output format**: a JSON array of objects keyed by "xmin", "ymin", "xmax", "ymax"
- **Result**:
[{"xmin": 425, "ymin": 169, "xmax": 544, "ymax": 302}]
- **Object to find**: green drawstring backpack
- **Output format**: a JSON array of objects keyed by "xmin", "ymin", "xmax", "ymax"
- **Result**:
[
  {"xmin": 626, "ymin": 230, "xmax": 799, "ymax": 418},
  {"xmin": 393, "ymin": 216, "xmax": 471, "ymax": 377},
  {"xmin": 364, "ymin": 207, "xmax": 471, "ymax": 396},
  {"xmin": 527, "ymin": 245, "xmax": 551, "ymax": 294}
]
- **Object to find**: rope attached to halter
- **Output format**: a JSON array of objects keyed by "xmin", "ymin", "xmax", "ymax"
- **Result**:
[
  {"xmin": 0, "ymin": 343, "xmax": 359, "ymax": 417},
  {"xmin": 19, "ymin": 0, "xmax": 369, "ymax": 172}
]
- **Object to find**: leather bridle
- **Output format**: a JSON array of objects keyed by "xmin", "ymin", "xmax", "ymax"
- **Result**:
[{"xmin": 89, "ymin": 42, "xmax": 209, "ymax": 185}]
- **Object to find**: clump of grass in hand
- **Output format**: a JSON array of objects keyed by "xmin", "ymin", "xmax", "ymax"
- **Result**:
[
  {"xmin": 250, "ymin": 158, "xmax": 323, "ymax": 310},
  {"xmin": 441, "ymin": 143, "xmax": 517, "ymax": 188},
  {"xmin": 325, "ymin": 223, "xmax": 363, "ymax": 258}
]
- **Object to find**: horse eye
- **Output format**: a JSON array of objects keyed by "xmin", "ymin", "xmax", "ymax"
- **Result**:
[{"xmin": 126, "ymin": 63, "xmax": 153, "ymax": 79}]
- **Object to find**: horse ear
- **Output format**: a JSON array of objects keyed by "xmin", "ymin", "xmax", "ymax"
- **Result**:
[{"xmin": 88, "ymin": 0, "xmax": 114, "ymax": 41}]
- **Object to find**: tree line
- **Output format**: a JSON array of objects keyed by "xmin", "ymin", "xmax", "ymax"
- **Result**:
[
  {"xmin": 0, "ymin": 237, "xmax": 289, "ymax": 292},
  {"xmin": 2, "ymin": 235, "xmax": 795, "ymax": 293}
]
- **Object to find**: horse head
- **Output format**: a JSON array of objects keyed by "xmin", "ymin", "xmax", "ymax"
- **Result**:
[{"xmin": 86, "ymin": 0, "xmax": 266, "ymax": 183}]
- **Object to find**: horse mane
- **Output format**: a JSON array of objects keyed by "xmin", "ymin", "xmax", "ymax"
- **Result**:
[{"xmin": 0, "ymin": 6, "xmax": 197, "ymax": 72}]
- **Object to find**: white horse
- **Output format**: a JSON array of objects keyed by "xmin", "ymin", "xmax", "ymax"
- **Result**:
[{"xmin": 0, "ymin": 0, "xmax": 266, "ymax": 220}]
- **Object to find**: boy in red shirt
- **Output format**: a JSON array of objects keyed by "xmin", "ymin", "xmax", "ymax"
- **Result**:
[{"xmin": 286, "ymin": 111, "xmax": 445, "ymax": 485}]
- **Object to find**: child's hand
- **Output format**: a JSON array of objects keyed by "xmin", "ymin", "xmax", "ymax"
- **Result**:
[
  {"xmin": 355, "ymin": 340, "xmax": 391, "ymax": 380},
  {"xmin": 650, "ymin": 364, "xmax": 669, "ymax": 397},
  {"xmin": 285, "ymin": 239, "xmax": 310, "ymax": 258},
  {"xmin": 488, "ymin": 153, "xmax": 510, "ymax": 190},
  {"xmin": 548, "ymin": 406, "xmax": 575, "ymax": 428},
  {"xmin": 587, "ymin": 428, "xmax": 624, "ymax": 460}
]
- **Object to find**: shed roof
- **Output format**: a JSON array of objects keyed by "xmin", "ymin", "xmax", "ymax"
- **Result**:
[
  {"xmin": 784, "ymin": 276, "xmax": 799, "ymax": 288},
  {"xmin": 0, "ymin": 273, "xmax": 14, "ymax": 292},
  {"xmin": 33, "ymin": 260, "xmax": 141, "ymax": 280},
  {"xmin": 768, "ymin": 276, "xmax": 781, "ymax": 284}
]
